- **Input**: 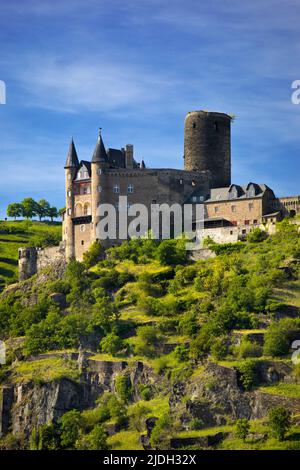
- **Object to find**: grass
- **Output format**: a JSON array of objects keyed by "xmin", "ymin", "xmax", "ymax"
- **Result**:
[
  {"xmin": 258, "ymin": 383, "xmax": 300, "ymax": 398},
  {"xmin": 0, "ymin": 220, "xmax": 61, "ymax": 289},
  {"xmin": 272, "ymin": 279, "xmax": 300, "ymax": 309},
  {"xmin": 120, "ymin": 306, "xmax": 166, "ymax": 324},
  {"xmin": 12, "ymin": 358, "xmax": 80, "ymax": 384},
  {"xmin": 107, "ymin": 430, "xmax": 144, "ymax": 450},
  {"xmin": 175, "ymin": 424, "xmax": 234, "ymax": 438}
]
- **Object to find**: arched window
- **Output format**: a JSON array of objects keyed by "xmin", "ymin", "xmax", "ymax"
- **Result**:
[
  {"xmin": 75, "ymin": 203, "xmax": 83, "ymax": 216},
  {"xmin": 83, "ymin": 202, "xmax": 91, "ymax": 215}
]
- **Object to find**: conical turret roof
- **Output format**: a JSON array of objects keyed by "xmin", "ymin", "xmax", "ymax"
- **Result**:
[
  {"xmin": 65, "ymin": 138, "xmax": 79, "ymax": 168},
  {"xmin": 92, "ymin": 129, "xmax": 108, "ymax": 163}
]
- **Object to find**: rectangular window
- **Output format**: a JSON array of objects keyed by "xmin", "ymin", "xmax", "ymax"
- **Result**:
[
  {"xmin": 84, "ymin": 171, "xmax": 88, "ymax": 178},
  {"xmin": 214, "ymin": 206, "xmax": 219, "ymax": 214},
  {"xmin": 192, "ymin": 196, "xmax": 197, "ymax": 202},
  {"xmin": 253, "ymin": 219, "xmax": 258, "ymax": 224},
  {"xmin": 97, "ymin": 185, "xmax": 102, "ymax": 193},
  {"xmin": 249, "ymin": 203, "xmax": 254, "ymax": 210},
  {"xmin": 113, "ymin": 185, "xmax": 120, "ymax": 193},
  {"xmin": 127, "ymin": 185, "xmax": 134, "ymax": 193},
  {"xmin": 245, "ymin": 220, "xmax": 250, "ymax": 225},
  {"xmin": 231, "ymin": 205, "xmax": 236, "ymax": 213},
  {"xmin": 97, "ymin": 168, "xmax": 102, "ymax": 175}
]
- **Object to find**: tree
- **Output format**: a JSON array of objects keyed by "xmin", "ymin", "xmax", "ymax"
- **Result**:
[
  {"xmin": 36, "ymin": 199, "xmax": 51, "ymax": 221},
  {"xmin": 264, "ymin": 318, "xmax": 300, "ymax": 357},
  {"xmin": 21, "ymin": 197, "xmax": 38, "ymax": 219},
  {"xmin": 59, "ymin": 410, "xmax": 84, "ymax": 449},
  {"xmin": 48, "ymin": 206, "xmax": 59, "ymax": 222},
  {"xmin": 235, "ymin": 418, "xmax": 250, "ymax": 442},
  {"xmin": 100, "ymin": 332, "xmax": 125, "ymax": 355},
  {"xmin": 76, "ymin": 424, "xmax": 108, "ymax": 450},
  {"xmin": 115, "ymin": 373, "xmax": 133, "ymax": 403},
  {"xmin": 157, "ymin": 239, "xmax": 186, "ymax": 266},
  {"xmin": 268, "ymin": 407, "xmax": 291, "ymax": 441},
  {"xmin": 6, "ymin": 203, "xmax": 23, "ymax": 220},
  {"xmin": 82, "ymin": 241, "xmax": 104, "ymax": 268}
]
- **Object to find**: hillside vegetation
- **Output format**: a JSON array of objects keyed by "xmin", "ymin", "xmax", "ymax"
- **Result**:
[
  {"xmin": 0, "ymin": 220, "xmax": 299, "ymax": 450},
  {"xmin": 0, "ymin": 220, "xmax": 61, "ymax": 289}
]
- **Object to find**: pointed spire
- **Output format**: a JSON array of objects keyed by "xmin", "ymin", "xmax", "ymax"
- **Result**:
[
  {"xmin": 92, "ymin": 128, "xmax": 108, "ymax": 163},
  {"xmin": 65, "ymin": 138, "xmax": 79, "ymax": 168}
]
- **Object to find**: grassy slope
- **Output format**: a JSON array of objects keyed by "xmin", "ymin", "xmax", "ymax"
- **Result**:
[{"xmin": 0, "ymin": 220, "xmax": 61, "ymax": 288}]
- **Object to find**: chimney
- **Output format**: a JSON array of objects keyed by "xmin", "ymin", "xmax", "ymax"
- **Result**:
[{"xmin": 125, "ymin": 144, "xmax": 133, "ymax": 169}]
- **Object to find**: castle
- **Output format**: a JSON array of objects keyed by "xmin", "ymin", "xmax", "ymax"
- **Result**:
[
  {"xmin": 62, "ymin": 110, "xmax": 285, "ymax": 260},
  {"xmin": 18, "ymin": 109, "xmax": 297, "ymax": 279}
]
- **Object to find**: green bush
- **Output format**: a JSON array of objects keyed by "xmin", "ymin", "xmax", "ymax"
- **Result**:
[
  {"xmin": 236, "ymin": 339, "xmax": 263, "ymax": 359},
  {"xmin": 264, "ymin": 318, "xmax": 300, "ymax": 357},
  {"xmin": 237, "ymin": 359, "xmax": 259, "ymax": 391},
  {"xmin": 235, "ymin": 418, "xmax": 250, "ymax": 441},
  {"xmin": 115, "ymin": 374, "xmax": 133, "ymax": 403},
  {"xmin": 268, "ymin": 406, "xmax": 292, "ymax": 441},
  {"xmin": 247, "ymin": 228, "xmax": 268, "ymax": 243},
  {"xmin": 100, "ymin": 332, "xmax": 125, "ymax": 355}
]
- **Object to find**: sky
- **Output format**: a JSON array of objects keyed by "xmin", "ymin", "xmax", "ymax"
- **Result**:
[{"xmin": 0, "ymin": 0, "xmax": 300, "ymax": 219}]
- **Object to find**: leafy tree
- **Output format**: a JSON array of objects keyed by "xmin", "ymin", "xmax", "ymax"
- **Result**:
[
  {"xmin": 150, "ymin": 414, "xmax": 172, "ymax": 449},
  {"xmin": 237, "ymin": 359, "xmax": 259, "ymax": 391},
  {"xmin": 59, "ymin": 410, "xmax": 84, "ymax": 449},
  {"xmin": 30, "ymin": 424, "xmax": 60, "ymax": 450},
  {"xmin": 157, "ymin": 239, "xmax": 186, "ymax": 266},
  {"xmin": 21, "ymin": 197, "xmax": 38, "ymax": 219},
  {"xmin": 268, "ymin": 407, "xmax": 291, "ymax": 441},
  {"xmin": 83, "ymin": 241, "xmax": 104, "ymax": 268},
  {"xmin": 100, "ymin": 332, "xmax": 125, "ymax": 355},
  {"xmin": 7, "ymin": 203, "xmax": 23, "ymax": 219},
  {"xmin": 135, "ymin": 325, "xmax": 164, "ymax": 357},
  {"xmin": 76, "ymin": 424, "xmax": 108, "ymax": 450},
  {"xmin": 211, "ymin": 335, "xmax": 230, "ymax": 360},
  {"xmin": 235, "ymin": 418, "xmax": 250, "ymax": 441},
  {"xmin": 264, "ymin": 318, "xmax": 300, "ymax": 357},
  {"xmin": 48, "ymin": 206, "xmax": 59, "ymax": 221},
  {"xmin": 36, "ymin": 199, "xmax": 51, "ymax": 221}
]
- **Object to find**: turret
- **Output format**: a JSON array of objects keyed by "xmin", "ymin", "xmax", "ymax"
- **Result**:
[
  {"xmin": 64, "ymin": 138, "xmax": 79, "ymax": 260},
  {"xmin": 91, "ymin": 129, "xmax": 109, "ymax": 240},
  {"xmin": 184, "ymin": 110, "xmax": 232, "ymax": 188}
]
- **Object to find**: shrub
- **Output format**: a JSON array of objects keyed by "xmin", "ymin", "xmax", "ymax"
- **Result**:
[
  {"xmin": 237, "ymin": 339, "xmax": 263, "ymax": 359},
  {"xmin": 76, "ymin": 424, "xmax": 108, "ymax": 450},
  {"xmin": 237, "ymin": 359, "xmax": 259, "ymax": 391},
  {"xmin": 149, "ymin": 414, "xmax": 172, "ymax": 449},
  {"xmin": 210, "ymin": 336, "xmax": 230, "ymax": 360},
  {"xmin": 82, "ymin": 241, "xmax": 104, "ymax": 268},
  {"xmin": 247, "ymin": 228, "xmax": 268, "ymax": 243},
  {"xmin": 190, "ymin": 418, "xmax": 204, "ymax": 430},
  {"xmin": 264, "ymin": 318, "xmax": 300, "ymax": 357},
  {"xmin": 138, "ymin": 384, "xmax": 153, "ymax": 401},
  {"xmin": 156, "ymin": 239, "xmax": 186, "ymax": 266},
  {"xmin": 135, "ymin": 325, "xmax": 164, "ymax": 358},
  {"xmin": 100, "ymin": 332, "xmax": 125, "ymax": 355},
  {"xmin": 59, "ymin": 410, "xmax": 83, "ymax": 449},
  {"xmin": 268, "ymin": 406, "xmax": 292, "ymax": 441},
  {"xmin": 115, "ymin": 374, "xmax": 133, "ymax": 403},
  {"xmin": 235, "ymin": 418, "xmax": 250, "ymax": 441}
]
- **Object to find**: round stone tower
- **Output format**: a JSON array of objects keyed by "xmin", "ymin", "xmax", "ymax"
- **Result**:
[{"xmin": 184, "ymin": 110, "xmax": 232, "ymax": 188}]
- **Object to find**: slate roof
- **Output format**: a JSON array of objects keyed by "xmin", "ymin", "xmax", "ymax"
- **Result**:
[
  {"xmin": 206, "ymin": 183, "xmax": 274, "ymax": 202},
  {"xmin": 92, "ymin": 133, "xmax": 108, "ymax": 163},
  {"xmin": 65, "ymin": 138, "xmax": 79, "ymax": 168}
]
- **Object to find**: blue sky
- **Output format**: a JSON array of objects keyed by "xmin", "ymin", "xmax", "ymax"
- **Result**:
[{"xmin": 0, "ymin": 0, "xmax": 300, "ymax": 218}]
